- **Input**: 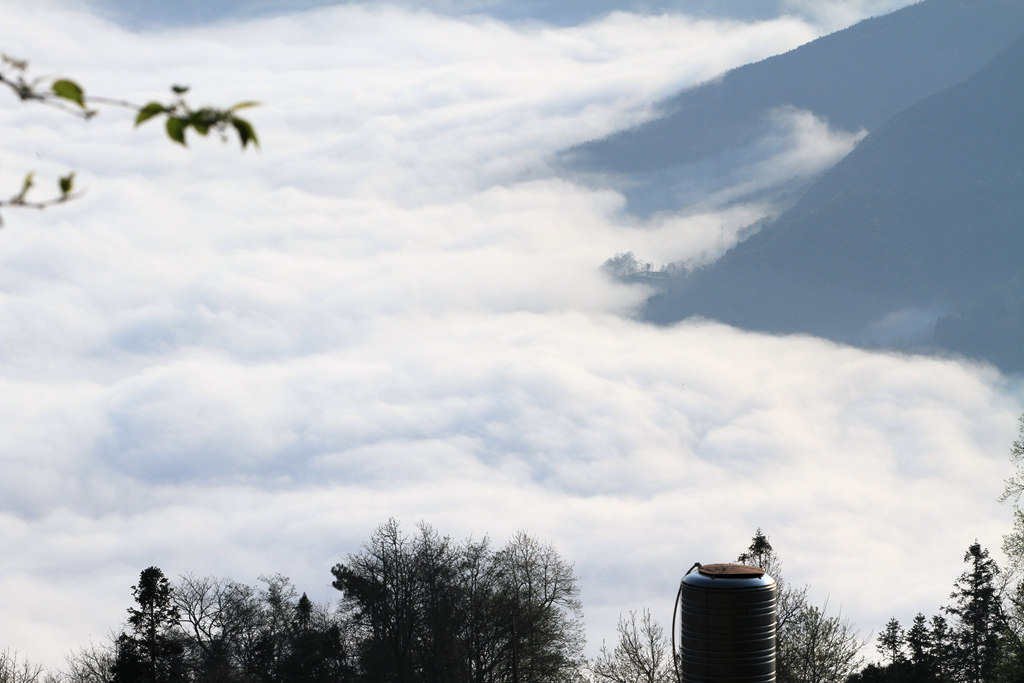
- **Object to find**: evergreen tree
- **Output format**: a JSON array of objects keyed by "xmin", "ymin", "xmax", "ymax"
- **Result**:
[
  {"xmin": 876, "ymin": 618, "xmax": 905, "ymax": 665},
  {"xmin": 926, "ymin": 610, "xmax": 957, "ymax": 682},
  {"xmin": 276, "ymin": 593, "xmax": 353, "ymax": 683},
  {"xmin": 112, "ymin": 567, "xmax": 186, "ymax": 683},
  {"xmin": 845, "ymin": 662, "xmax": 894, "ymax": 683},
  {"xmin": 904, "ymin": 612, "xmax": 938, "ymax": 680},
  {"xmin": 945, "ymin": 542, "xmax": 1003, "ymax": 683},
  {"xmin": 738, "ymin": 528, "xmax": 778, "ymax": 575}
]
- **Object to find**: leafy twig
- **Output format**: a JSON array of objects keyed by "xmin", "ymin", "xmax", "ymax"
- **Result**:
[{"xmin": 0, "ymin": 53, "xmax": 259, "ymax": 226}]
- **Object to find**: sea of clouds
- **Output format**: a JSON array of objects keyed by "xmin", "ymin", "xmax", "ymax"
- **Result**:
[{"xmin": 1, "ymin": 0, "xmax": 1021, "ymax": 669}]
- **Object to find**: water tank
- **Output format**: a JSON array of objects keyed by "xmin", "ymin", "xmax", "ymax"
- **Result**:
[{"xmin": 678, "ymin": 563, "xmax": 777, "ymax": 682}]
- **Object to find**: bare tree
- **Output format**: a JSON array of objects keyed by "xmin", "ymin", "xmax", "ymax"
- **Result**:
[
  {"xmin": 333, "ymin": 521, "xmax": 586, "ymax": 683},
  {"xmin": 780, "ymin": 600, "xmax": 864, "ymax": 683},
  {"xmin": 495, "ymin": 531, "xmax": 586, "ymax": 683},
  {"xmin": 737, "ymin": 527, "xmax": 810, "ymax": 645},
  {"xmin": 0, "ymin": 650, "xmax": 51, "ymax": 683},
  {"xmin": 737, "ymin": 530, "xmax": 864, "ymax": 683},
  {"xmin": 332, "ymin": 518, "xmax": 425, "ymax": 682},
  {"xmin": 590, "ymin": 609, "xmax": 674, "ymax": 683},
  {"xmin": 171, "ymin": 574, "xmax": 264, "ymax": 679},
  {"xmin": 63, "ymin": 639, "xmax": 117, "ymax": 683},
  {"xmin": 457, "ymin": 536, "xmax": 505, "ymax": 683}
]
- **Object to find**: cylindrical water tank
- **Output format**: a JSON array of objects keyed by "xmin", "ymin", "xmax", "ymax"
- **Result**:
[{"xmin": 678, "ymin": 563, "xmax": 777, "ymax": 682}]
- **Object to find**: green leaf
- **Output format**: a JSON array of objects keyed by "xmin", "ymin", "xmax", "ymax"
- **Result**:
[
  {"xmin": 231, "ymin": 117, "xmax": 258, "ymax": 149},
  {"xmin": 189, "ymin": 109, "xmax": 218, "ymax": 136},
  {"xmin": 230, "ymin": 101, "xmax": 260, "ymax": 112},
  {"xmin": 59, "ymin": 172, "xmax": 75, "ymax": 197},
  {"xmin": 52, "ymin": 79, "xmax": 85, "ymax": 107},
  {"xmin": 166, "ymin": 117, "xmax": 187, "ymax": 146},
  {"xmin": 171, "ymin": 84, "xmax": 190, "ymax": 95},
  {"xmin": 135, "ymin": 102, "xmax": 166, "ymax": 126}
]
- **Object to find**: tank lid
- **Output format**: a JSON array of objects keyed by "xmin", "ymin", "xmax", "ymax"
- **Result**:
[{"xmin": 697, "ymin": 563, "xmax": 765, "ymax": 578}]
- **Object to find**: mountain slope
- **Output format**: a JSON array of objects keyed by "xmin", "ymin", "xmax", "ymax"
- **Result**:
[
  {"xmin": 563, "ymin": 0, "xmax": 1024, "ymax": 196},
  {"xmin": 642, "ymin": 30, "xmax": 1024, "ymax": 371}
]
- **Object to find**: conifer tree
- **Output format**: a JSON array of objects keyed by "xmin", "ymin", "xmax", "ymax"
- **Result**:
[
  {"xmin": 112, "ymin": 566, "xmax": 186, "ymax": 683},
  {"xmin": 925, "ymin": 606, "xmax": 957, "ymax": 681},
  {"xmin": 904, "ymin": 612, "xmax": 937, "ymax": 679},
  {"xmin": 876, "ymin": 618, "xmax": 905, "ymax": 665},
  {"xmin": 946, "ymin": 543, "xmax": 1003, "ymax": 683}
]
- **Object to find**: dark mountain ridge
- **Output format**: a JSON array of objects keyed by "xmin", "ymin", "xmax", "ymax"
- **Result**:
[{"xmin": 642, "ymin": 30, "xmax": 1024, "ymax": 371}]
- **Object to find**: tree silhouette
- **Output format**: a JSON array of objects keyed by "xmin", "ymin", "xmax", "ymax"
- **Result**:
[
  {"xmin": 876, "ymin": 618, "xmax": 905, "ymax": 665},
  {"xmin": 737, "ymin": 529, "xmax": 863, "ymax": 683},
  {"xmin": 113, "ymin": 566, "xmax": 186, "ymax": 683},
  {"xmin": 946, "ymin": 542, "xmax": 1003, "ymax": 683}
]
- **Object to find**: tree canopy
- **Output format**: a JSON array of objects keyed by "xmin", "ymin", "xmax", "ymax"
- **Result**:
[{"xmin": 331, "ymin": 520, "xmax": 585, "ymax": 683}]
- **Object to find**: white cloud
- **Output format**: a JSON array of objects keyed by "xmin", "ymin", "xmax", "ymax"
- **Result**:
[
  {"xmin": 706, "ymin": 107, "xmax": 866, "ymax": 205},
  {"xmin": 0, "ymin": 0, "xmax": 1021, "ymax": 672},
  {"xmin": 580, "ymin": 107, "xmax": 867, "ymax": 269},
  {"xmin": 781, "ymin": 0, "xmax": 919, "ymax": 32}
]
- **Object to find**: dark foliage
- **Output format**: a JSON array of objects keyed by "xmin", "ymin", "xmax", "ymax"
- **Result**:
[
  {"xmin": 331, "ymin": 520, "xmax": 585, "ymax": 683},
  {"xmin": 112, "ymin": 567, "xmax": 186, "ymax": 683},
  {"xmin": 846, "ymin": 541, "xmax": 1017, "ymax": 683},
  {"xmin": 51, "ymin": 521, "xmax": 584, "ymax": 683}
]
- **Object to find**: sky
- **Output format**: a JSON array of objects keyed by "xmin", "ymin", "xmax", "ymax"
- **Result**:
[{"xmin": 2, "ymin": 0, "xmax": 1022, "ymax": 671}]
